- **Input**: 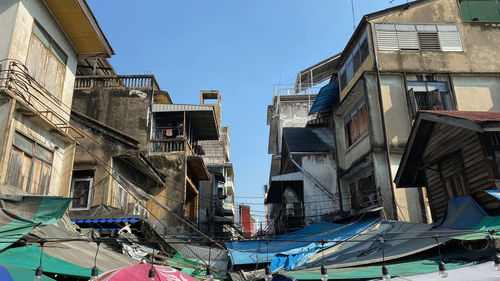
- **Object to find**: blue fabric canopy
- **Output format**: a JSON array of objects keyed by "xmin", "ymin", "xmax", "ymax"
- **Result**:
[
  {"xmin": 225, "ymin": 219, "xmax": 377, "ymax": 271},
  {"xmin": 308, "ymin": 79, "xmax": 339, "ymax": 115}
]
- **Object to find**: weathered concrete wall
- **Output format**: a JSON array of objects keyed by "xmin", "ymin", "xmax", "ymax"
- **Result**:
[
  {"xmin": 453, "ymin": 76, "xmax": 500, "ymax": 111},
  {"xmin": 302, "ymin": 154, "xmax": 339, "ymax": 223},
  {"xmin": 334, "ymin": 80, "xmax": 371, "ymax": 170},
  {"xmin": 72, "ymin": 88, "xmax": 152, "ymax": 152},
  {"xmin": 371, "ymin": 0, "xmax": 500, "ymax": 73},
  {"xmin": 372, "ymin": 152, "xmax": 396, "ymax": 220},
  {"xmin": 379, "ymin": 74, "xmax": 411, "ymax": 150},
  {"xmin": 8, "ymin": 0, "xmax": 78, "ymax": 119},
  {"xmin": 0, "ymin": 1, "xmax": 18, "ymax": 62},
  {"xmin": 148, "ymin": 153, "xmax": 187, "ymax": 234},
  {"xmin": 365, "ymin": 72, "xmax": 385, "ymax": 150}
]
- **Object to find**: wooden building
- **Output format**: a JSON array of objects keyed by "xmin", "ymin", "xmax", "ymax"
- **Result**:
[{"xmin": 395, "ymin": 111, "xmax": 500, "ymax": 221}]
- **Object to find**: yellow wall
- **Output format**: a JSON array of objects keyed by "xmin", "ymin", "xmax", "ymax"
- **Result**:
[{"xmin": 453, "ymin": 76, "xmax": 500, "ymax": 111}]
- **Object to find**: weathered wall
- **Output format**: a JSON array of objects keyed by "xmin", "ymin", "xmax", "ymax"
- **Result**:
[
  {"xmin": 0, "ymin": 1, "xmax": 18, "ymax": 62},
  {"xmin": 334, "ymin": 80, "xmax": 371, "ymax": 170},
  {"xmin": 371, "ymin": 0, "xmax": 500, "ymax": 73},
  {"xmin": 8, "ymin": 0, "xmax": 78, "ymax": 119},
  {"xmin": 372, "ymin": 152, "xmax": 396, "ymax": 220},
  {"xmin": 72, "ymin": 88, "xmax": 152, "ymax": 152},
  {"xmin": 453, "ymin": 76, "xmax": 500, "ymax": 111},
  {"xmin": 0, "ymin": 95, "xmax": 16, "ymax": 183},
  {"xmin": 148, "ymin": 153, "xmax": 187, "ymax": 234},
  {"xmin": 302, "ymin": 154, "xmax": 339, "ymax": 223},
  {"xmin": 379, "ymin": 75, "xmax": 412, "ymax": 150}
]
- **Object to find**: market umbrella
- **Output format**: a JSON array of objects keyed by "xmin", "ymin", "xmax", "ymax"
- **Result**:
[{"xmin": 96, "ymin": 263, "xmax": 196, "ymax": 281}]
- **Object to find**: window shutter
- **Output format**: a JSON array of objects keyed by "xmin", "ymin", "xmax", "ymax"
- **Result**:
[
  {"xmin": 438, "ymin": 25, "xmax": 462, "ymax": 51},
  {"xmin": 397, "ymin": 31, "xmax": 420, "ymax": 50},
  {"xmin": 407, "ymin": 88, "xmax": 418, "ymax": 119},
  {"xmin": 376, "ymin": 30, "xmax": 399, "ymax": 50},
  {"xmin": 417, "ymin": 32, "xmax": 441, "ymax": 51}
]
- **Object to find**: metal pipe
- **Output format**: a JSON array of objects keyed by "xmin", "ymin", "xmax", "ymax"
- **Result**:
[{"xmin": 288, "ymin": 154, "xmax": 339, "ymax": 204}]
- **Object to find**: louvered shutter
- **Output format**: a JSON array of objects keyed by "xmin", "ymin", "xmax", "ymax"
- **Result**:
[
  {"xmin": 396, "ymin": 25, "xmax": 419, "ymax": 50},
  {"xmin": 376, "ymin": 24, "xmax": 398, "ymax": 51},
  {"xmin": 418, "ymin": 32, "xmax": 441, "ymax": 51},
  {"xmin": 438, "ymin": 25, "xmax": 462, "ymax": 51}
]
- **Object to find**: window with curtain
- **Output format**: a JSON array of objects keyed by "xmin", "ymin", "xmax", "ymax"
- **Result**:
[
  {"xmin": 6, "ymin": 132, "xmax": 53, "ymax": 195},
  {"xmin": 25, "ymin": 22, "xmax": 67, "ymax": 100},
  {"xmin": 406, "ymin": 78, "xmax": 454, "ymax": 119}
]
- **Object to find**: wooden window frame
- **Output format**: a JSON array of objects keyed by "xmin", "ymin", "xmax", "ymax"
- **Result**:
[
  {"xmin": 6, "ymin": 131, "xmax": 53, "ymax": 195},
  {"xmin": 344, "ymin": 101, "xmax": 368, "ymax": 148},
  {"xmin": 406, "ymin": 80, "xmax": 455, "ymax": 119}
]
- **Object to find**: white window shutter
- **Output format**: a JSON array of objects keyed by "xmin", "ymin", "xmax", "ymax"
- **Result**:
[
  {"xmin": 439, "ymin": 31, "xmax": 462, "ymax": 51},
  {"xmin": 377, "ymin": 30, "xmax": 399, "ymax": 50},
  {"xmin": 397, "ymin": 31, "xmax": 419, "ymax": 50}
]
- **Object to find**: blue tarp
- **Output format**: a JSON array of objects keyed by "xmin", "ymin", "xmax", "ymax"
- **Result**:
[
  {"xmin": 308, "ymin": 79, "xmax": 339, "ymax": 115},
  {"xmin": 225, "ymin": 219, "xmax": 377, "ymax": 271},
  {"xmin": 435, "ymin": 196, "xmax": 488, "ymax": 229},
  {"xmin": 485, "ymin": 190, "xmax": 500, "ymax": 201}
]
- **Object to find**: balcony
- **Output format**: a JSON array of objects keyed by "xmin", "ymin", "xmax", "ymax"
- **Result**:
[{"xmin": 74, "ymin": 75, "xmax": 160, "ymax": 90}]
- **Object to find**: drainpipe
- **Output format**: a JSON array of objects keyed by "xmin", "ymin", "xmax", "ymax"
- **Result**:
[{"xmin": 288, "ymin": 154, "xmax": 339, "ymax": 204}]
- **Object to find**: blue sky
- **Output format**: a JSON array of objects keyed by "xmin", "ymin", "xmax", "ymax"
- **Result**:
[{"xmin": 87, "ymin": 0, "xmax": 408, "ymax": 222}]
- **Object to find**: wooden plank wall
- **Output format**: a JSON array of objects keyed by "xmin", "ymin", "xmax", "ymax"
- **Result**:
[{"xmin": 422, "ymin": 123, "xmax": 495, "ymax": 221}]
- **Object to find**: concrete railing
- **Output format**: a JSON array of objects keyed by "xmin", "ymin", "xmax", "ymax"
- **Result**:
[{"xmin": 75, "ymin": 75, "xmax": 160, "ymax": 90}]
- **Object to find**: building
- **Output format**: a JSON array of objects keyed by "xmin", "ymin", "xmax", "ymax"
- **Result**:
[
  {"xmin": 198, "ymin": 91, "xmax": 236, "ymax": 238},
  {"xmin": 327, "ymin": 0, "xmax": 500, "ymax": 223},
  {"xmin": 396, "ymin": 111, "xmax": 500, "ymax": 220},
  {"xmin": 239, "ymin": 204, "xmax": 253, "ymax": 238},
  {"xmin": 0, "ymin": 0, "xmax": 112, "ymax": 196},
  {"xmin": 72, "ymin": 75, "xmax": 219, "ymax": 235}
]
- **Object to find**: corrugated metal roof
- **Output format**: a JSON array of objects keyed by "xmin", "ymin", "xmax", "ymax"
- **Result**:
[
  {"xmin": 282, "ymin": 127, "xmax": 335, "ymax": 152},
  {"xmin": 152, "ymin": 104, "xmax": 213, "ymax": 112},
  {"xmin": 420, "ymin": 110, "xmax": 500, "ymax": 123}
]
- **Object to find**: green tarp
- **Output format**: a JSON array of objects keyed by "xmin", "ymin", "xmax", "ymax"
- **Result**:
[
  {"xmin": 1, "ymin": 263, "xmax": 56, "ymax": 281},
  {"xmin": 453, "ymin": 216, "xmax": 500, "ymax": 241},
  {"xmin": 0, "ymin": 196, "xmax": 71, "ymax": 250},
  {"xmin": 0, "ymin": 245, "xmax": 93, "ymax": 278}
]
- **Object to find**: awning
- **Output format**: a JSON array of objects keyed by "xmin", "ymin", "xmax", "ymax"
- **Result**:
[
  {"xmin": 187, "ymin": 156, "xmax": 210, "ymax": 181},
  {"xmin": 225, "ymin": 219, "xmax": 377, "ymax": 271},
  {"xmin": 0, "ymin": 245, "xmax": 92, "ymax": 278},
  {"xmin": 115, "ymin": 154, "xmax": 165, "ymax": 185},
  {"xmin": 266, "ymin": 172, "xmax": 303, "ymax": 204},
  {"xmin": 308, "ymin": 79, "xmax": 339, "ymax": 115},
  {"xmin": 0, "ymin": 195, "xmax": 71, "ymax": 250}
]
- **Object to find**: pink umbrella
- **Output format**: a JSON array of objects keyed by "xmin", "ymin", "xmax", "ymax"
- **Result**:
[{"xmin": 96, "ymin": 263, "xmax": 196, "ymax": 281}]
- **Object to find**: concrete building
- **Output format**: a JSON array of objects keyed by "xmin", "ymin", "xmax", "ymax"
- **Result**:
[
  {"xmin": 239, "ymin": 204, "xmax": 253, "ymax": 238},
  {"xmin": 72, "ymin": 75, "xmax": 218, "ymax": 235},
  {"xmin": 0, "ymin": 0, "xmax": 112, "ymax": 196},
  {"xmin": 330, "ymin": 0, "xmax": 500, "ymax": 223},
  {"xmin": 197, "ymin": 91, "xmax": 236, "ymax": 238}
]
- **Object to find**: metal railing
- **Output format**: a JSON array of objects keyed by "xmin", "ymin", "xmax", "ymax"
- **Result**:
[
  {"xmin": 0, "ymin": 59, "xmax": 78, "ymax": 137},
  {"xmin": 74, "ymin": 75, "xmax": 160, "ymax": 90},
  {"xmin": 150, "ymin": 139, "xmax": 186, "ymax": 153}
]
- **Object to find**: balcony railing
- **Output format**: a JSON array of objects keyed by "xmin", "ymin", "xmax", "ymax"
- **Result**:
[
  {"xmin": 0, "ymin": 59, "xmax": 80, "ymax": 137},
  {"xmin": 74, "ymin": 75, "xmax": 160, "ymax": 90},
  {"xmin": 149, "ymin": 138, "xmax": 186, "ymax": 153}
]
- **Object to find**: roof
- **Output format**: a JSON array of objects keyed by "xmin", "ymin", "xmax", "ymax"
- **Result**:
[
  {"xmin": 294, "ymin": 54, "xmax": 340, "ymax": 93},
  {"xmin": 308, "ymin": 79, "xmax": 340, "ymax": 115},
  {"xmin": 44, "ymin": 0, "xmax": 114, "ymax": 57},
  {"xmin": 152, "ymin": 104, "xmax": 219, "ymax": 140},
  {"xmin": 282, "ymin": 127, "xmax": 335, "ymax": 153},
  {"xmin": 395, "ymin": 111, "xmax": 500, "ymax": 187}
]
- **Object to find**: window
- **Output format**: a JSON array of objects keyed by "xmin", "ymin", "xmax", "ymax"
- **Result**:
[
  {"xmin": 114, "ymin": 183, "xmax": 129, "ymax": 211},
  {"xmin": 339, "ymin": 32, "xmax": 370, "ymax": 89},
  {"xmin": 407, "ymin": 79, "xmax": 454, "ymax": 118},
  {"xmin": 438, "ymin": 153, "xmax": 469, "ymax": 199},
  {"xmin": 6, "ymin": 132, "xmax": 52, "ymax": 195},
  {"xmin": 349, "ymin": 173, "xmax": 377, "ymax": 210},
  {"xmin": 70, "ymin": 178, "xmax": 93, "ymax": 210},
  {"xmin": 376, "ymin": 24, "xmax": 462, "ymax": 52},
  {"xmin": 344, "ymin": 101, "xmax": 368, "ymax": 148},
  {"xmin": 25, "ymin": 22, "xmax": 67, "ymax": 100},
  {"xmin": 459, "ymin": 0, "xmax": 500, "ymax": 22}
]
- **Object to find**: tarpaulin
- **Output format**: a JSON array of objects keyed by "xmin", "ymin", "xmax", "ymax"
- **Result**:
[
  {"xmin": 435, "ymin": 196, "xmax": 488, "ymax": 229},
  {"xmin": 452, "ymin": 216, "xmax": 500, "ymax": 241},
  {"xmin": 225, "ymin": 219, "xmax": 377, "ymax": 271},
  {"xmin": 485, "ymin": 190, "xmax": 500, "ymax": 201},
  {"xmin": 0, "ymin": 245, "xmax": 92, "ymax": 278},
  {"xmin": 0, "ymin": 195, "xmax": 71, "ymax": 250}
]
